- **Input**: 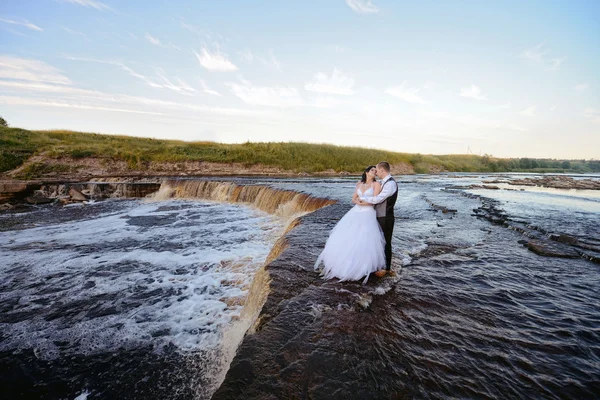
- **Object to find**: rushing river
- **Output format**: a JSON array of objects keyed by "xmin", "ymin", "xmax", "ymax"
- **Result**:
[{"xmin": 1, "ymin": 174, "xmax": 599, "ymax": 399}]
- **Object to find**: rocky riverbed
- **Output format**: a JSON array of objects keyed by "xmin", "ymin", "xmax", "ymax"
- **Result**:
[{"xmin": 1, "ymin": 174, "xmax": 599, "ymax": 399}]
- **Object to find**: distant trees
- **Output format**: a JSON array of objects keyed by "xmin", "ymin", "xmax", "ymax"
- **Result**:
[
  {"xmin": 519, "ymin": 158, "xmax": 532, "ymax": 169},
  {"xmin": 589, "ymin": 160, "xmax": 600, "ymax": 172},
  {"xmin": 0, "ymin": 116, "xmax": 7, "ymax": 127}
]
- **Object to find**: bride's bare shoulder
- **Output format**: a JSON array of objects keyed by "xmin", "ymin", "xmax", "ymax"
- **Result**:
[{"xmin": 373, "ymin": 181, "xmax": 382, "ymax": 188}]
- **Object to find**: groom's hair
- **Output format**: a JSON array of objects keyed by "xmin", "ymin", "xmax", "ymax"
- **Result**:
[{"xmin": 377, "ymin": 161, "xmax": 391, "ymax": 172}]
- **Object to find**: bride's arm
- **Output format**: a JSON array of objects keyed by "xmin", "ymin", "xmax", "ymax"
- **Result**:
[
  {"xmin": 352, "ymin": 181, "xmax": 361, "ymax": 203},
  {"xmin": 373, "ymin": 181, "xmax": 382, "ymax": 196}
]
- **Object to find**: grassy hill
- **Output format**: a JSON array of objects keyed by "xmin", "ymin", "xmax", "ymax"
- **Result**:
[{"xmin": 1, "ymin": 126, "xmax": 598, "ymax": 179}]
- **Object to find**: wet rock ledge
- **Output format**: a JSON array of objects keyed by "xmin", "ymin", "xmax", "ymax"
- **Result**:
[
  {"xmin": 213, "ymin": 203, "xmax": 409, "ymax": 399},
  {"xmin": 468, "ymin": 193, "xmax": 600, "ymax": 264},
  {"xmin": 484, "ymin": 175, "xmax": 600, "ymax": 190}
]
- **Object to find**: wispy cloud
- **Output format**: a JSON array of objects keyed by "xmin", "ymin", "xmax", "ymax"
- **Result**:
[
  {"xmin": 345, "ymin": 0, "xmax": 379, "ymax": 14},
  {"xmin": 62, "ymin": 26, "xmax": 88, "ymax": 38},
  {"xmin": 423, "ymin": 110, "xmax": 528, "ymax": 132},
  {"xmin": 58, "ymin": 0, "xmax": 113, "ymax": 12},
  {"xmin": 227, "ymin": 79, "xmax": 303, "ymax": 107},
  {"xmin": 154, "ymin": 68, "xmax": 196, "ymax": 95},
  {"xmin": 385, "ymin": 82, "xmax": 427, "ymax": 104},
  {"xmin": 195, "ymin": 49, "xmax": 238, "ymax": 72},
  {"xmin": 584, "ymin": 108, "xmax": 600, "ymax": 124},
  {"xmin": 65, "ymin": 56, "xmax": 196, "ymax": 95},
  {"xmin": 459, "ymin": 84, "xmax": 487, "ymax": 101},
  {"xmin": 145, "ymin": 33, "xmax": 162, "ymax": 46},
  {"xmin": 0, "ymin": 80, "xmax": 268, "ymax": 117},
  {"xmin": 200, "ymin": 80, "xmax": 223, "ymax": 97},
  {"xmin": 0, "ymin": 96, "xmax": 166, "ymax": 116},
  {"xmin": 66, "ymin": 56, "xmax": 161, "ymax": 88},
  {"xmin": 178, "ymin": 18, "xmax": 205, "ymax": 36},
  {"xmin": 305, "ymin": 68, "xmax": 355, "ymax": 95},
  {"xmin": 574, "ymin": 83, "xmax": 589, "ymax": 93},
  {"xmin": 520, "ymin": 43, "xmax": 564, "ymax": 71},
  {"xmin": 0, "ymin": 17, "xmax": 43, "ymax": 32},
  {"xmin": 239, "ymin": 49, "xmax": 282, "ymax": 71},
  {"xmin": 0, "ymin": 55, "xmax": 71, "ymax": 84},
  {"xmin": 498, "ymin": 102, "xmax": 512, "ymax": 109},
  {"xmin": 519, "ymin": 106, "xmax": 536, "ymax": 116}
]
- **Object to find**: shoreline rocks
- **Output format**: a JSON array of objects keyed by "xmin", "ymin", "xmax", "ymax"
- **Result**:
[{"xmin": 485, "ymin": 176, "xmax": 600, "ymax": 190}]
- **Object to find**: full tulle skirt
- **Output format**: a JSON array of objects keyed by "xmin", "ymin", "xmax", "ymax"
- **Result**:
[{"xmin": 314, "ymin": 205, "xmax": 386, "ymax": 284}]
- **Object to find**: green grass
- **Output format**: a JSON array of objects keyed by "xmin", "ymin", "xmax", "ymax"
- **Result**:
[{"xmin": 1, "ymin": 126, "xmax": 598, "ymax": 177}]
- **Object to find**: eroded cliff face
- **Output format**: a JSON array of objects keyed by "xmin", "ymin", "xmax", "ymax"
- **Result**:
[{"xmin": 3, "ymin": 155, "xmax": 417, "ymax": 181}]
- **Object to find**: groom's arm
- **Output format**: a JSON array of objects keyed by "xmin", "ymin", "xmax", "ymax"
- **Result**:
[{"xmin": 359, "ymin": 181, "xmax": 397, "ymax": 204}]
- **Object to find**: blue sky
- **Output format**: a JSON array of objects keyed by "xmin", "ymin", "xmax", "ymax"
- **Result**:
[{"xmin": 0, "ymin": 0, "xmax": 598, "ymax": 158}]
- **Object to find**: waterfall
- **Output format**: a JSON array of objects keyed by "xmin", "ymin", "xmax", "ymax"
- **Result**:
[
  {"xmin": 153, "ymin": 179, "xmax": 336, "ymax": 397},
  {"xmin": 158, "ymin": 179, "xmax": 335, "ymax": 218}
]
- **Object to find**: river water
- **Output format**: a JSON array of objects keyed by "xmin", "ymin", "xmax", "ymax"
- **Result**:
[{"xmin": 1, "ymin": 174, "xmax": 599, "ymax": 399}]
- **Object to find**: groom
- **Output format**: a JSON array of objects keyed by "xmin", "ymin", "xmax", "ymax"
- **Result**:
[{"xmin": 354, "ymin": 161, "xmax": 398, "ymax": 277}]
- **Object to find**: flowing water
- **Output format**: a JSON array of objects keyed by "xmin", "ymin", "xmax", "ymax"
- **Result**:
[
  {"xmin": 1, "ymin": 174, "xmax": 599, "ymax": 399},
  {"xmin": 0, "ymin": 197, "xmax": 288, "ymax": 399}
]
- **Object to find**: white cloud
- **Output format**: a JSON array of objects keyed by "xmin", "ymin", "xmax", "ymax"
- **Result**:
[
  {"xmin": 58, "ymin": 0, "xmax": 113, "ymax": 11},
  {"xmin": 574, "ymin": 83, "xmax": 589, "ymax": 92},
  {"xmin": 0, "ymin": 17, "xmax": 43, "ymax": 32},
  {"xmin": 154, "ymin": 68, "xmax": 196, "ymax": 95},
  {"xmin": 422, "ymin": 80, "xmax": 436, "ymax": 90},
  {"xmin": 423, "ymin": 110, "xmax": 527, "ymax": 132},
  {"xmin": 459, "ymin": 84, "xmax": 487, "ymax": 101},
  {"xmin": 498, "ymin": 102, "xmax": 511, "ymax": 109},
  {"xmin": 227, "ymin": 79, "xmax": 304, "ymax": 107},
  {"xmin": 0, "ymin": 80, "xmax": 268, "ymax": 117},
  {"xmin": 65, "ymin": 56, "xmax": 196, "ymax": 95},
  {"xmin": 345, "ymin": 0, "xmax": 379, "ymax": 14},
  {"xmin": 520, "ymin": 43, "xmax": 564, "ymax": 71},
  {"xmin": 200, "ymin": 80, "xmax": 222, "ymax": 97},
  {"xmin": 145, "ymin": 33, "xmax": 162, "ymax": 46},
  {"xmin": 0, "ymin": 55, "xmax": 71, "ymax": 84},
  {"xmin": 312, "ymin": 96, "xmax": 342, "ymax": 109},
  {"xmin": 239, "ymin": 49, "xmax": 282, "ymax": 71},
  {"xmin": 62, "ymin": 26, "xmax": 87, "ymax": 38},
  {"xmin": 0, "ymin": 96, "xmax": 166, "ymax": 116},
  {"xmin": 549, "ymin": 105, "xmax": 556, "ymax": 111},
  {"xmin": 305, "ymin": 68, "xmax": 355, "ymax": 96},
  {"xmin": 519, "ymin": 106, "xmax": 536, "ymax": 116},
  {"xmin": 385, "ymin": 82, "xmax": 427, "ymax": 104},
  {"xmin": 267, "ymin": 51, "xmax": 282, "ymax": 72},
  {"xmin": 333, "ymin": 45, "xmax": 351, "ymax": 53},
  {"xmin": 584, "ymin": 108, "xmax": 600, "ymax": 124},
  {"xmin": 195, "ymin": 49, "xmax": 238, "ymax": 72},
  {"xmin": 180, "ymin": 20, "xmax": 204, "ymax": 36},
  {"xmin": 66, "ymin": 56, "xmax": 161, "ymax": 88}
]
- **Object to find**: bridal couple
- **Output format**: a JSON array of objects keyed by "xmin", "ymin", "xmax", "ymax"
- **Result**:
[{"xmin": 315, "ymin": 161, "xmax": 398, "ymax": 284}]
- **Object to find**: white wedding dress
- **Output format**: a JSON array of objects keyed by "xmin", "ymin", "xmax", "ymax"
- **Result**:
[{"xmin": 314, "ymin": 186, "xmax": 386, "ymax": 284}]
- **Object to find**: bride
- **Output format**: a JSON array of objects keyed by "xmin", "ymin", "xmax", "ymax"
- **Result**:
[{"xmin": 314, "ymin": 166, "xmax": 386, "ymax": 284}]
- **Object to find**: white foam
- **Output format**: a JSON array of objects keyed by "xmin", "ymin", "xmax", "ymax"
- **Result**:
[{"xmin": 0, "ymin": 199, "xmax": 285, "ymax": 360}]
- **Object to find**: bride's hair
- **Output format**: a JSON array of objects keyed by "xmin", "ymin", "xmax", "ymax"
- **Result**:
[{"xmin": 361, "ymin": 165, "xmax": 377, "ymax": 183}]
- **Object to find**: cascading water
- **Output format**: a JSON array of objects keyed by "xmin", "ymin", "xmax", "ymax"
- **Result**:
[{"xmin": 0, "ymin": 179, "xmax": 335, "ymax": 399}]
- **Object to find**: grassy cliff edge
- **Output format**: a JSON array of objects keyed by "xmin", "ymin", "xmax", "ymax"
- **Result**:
[{"xmin": 1, "ymin": 126, "xmax": 597, "ymax": 180}]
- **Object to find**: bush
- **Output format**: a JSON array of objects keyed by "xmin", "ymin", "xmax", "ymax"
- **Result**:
[
  {"xmin": 0, "ymin": 151, "xmax": 26, "ymax": 172},
  {"xmin": 70, "ymin": 149, "xmax": 96, "ymax": 159}
]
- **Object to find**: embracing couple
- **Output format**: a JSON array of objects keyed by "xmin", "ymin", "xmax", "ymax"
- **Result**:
[{"xmin": 314, "ymin": 161, "xmax": 398, "ymax": 284}]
